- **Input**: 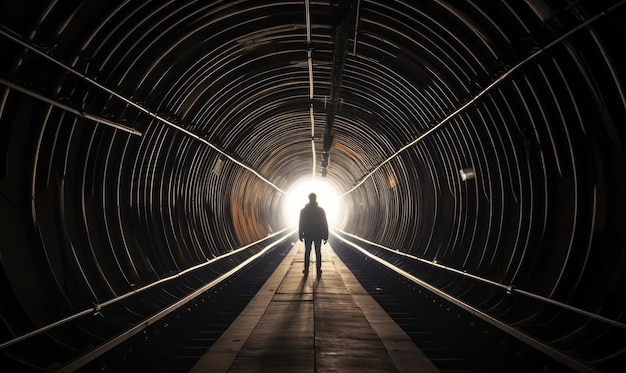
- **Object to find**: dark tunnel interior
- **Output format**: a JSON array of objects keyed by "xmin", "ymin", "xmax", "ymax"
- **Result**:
[{"xmin": 1, "ymin": 0, "xmax": 626, "ymax": 371}]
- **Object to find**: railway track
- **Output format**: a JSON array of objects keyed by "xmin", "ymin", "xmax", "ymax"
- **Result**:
[
  {"xmin": 7, "ymin": 235, "xmax": 584, "ymax": 372},
  {"xmin": 77, "ymin": 243, "xmax": 292, "ymax": 372}
]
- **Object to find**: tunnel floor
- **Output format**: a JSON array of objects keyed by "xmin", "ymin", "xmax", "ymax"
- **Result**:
[{"xmin": 189, "ymin": 241, "xmax": 438, "ymax": 373}]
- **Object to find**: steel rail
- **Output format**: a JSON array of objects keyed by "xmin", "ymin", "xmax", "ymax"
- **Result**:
[
  {"xmin": 0, "ymin": 228, "xmax": 293, "ymax": 351},
  {"xmin": 56, "ymin": 230, "xmax": 294, "ymax": 372},
  {"xmin": 335, "ymin": 231, "xmax": 598, "ymax": 372},
  {"xmin": 335, "ymin": 229, "xmax": 626, "ymax": 330}
]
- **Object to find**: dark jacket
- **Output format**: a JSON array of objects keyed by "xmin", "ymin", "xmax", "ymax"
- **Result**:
[{"xmin": 299, "ymin": 202, "xmax": 329, "ymax": 240}]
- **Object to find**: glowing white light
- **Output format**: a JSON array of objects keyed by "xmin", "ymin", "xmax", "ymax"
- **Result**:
[{"xmin": 282, "ymin": 178, "xmax": 341, "ymax": 229}]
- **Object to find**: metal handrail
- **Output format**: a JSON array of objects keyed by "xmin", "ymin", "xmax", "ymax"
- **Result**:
[
  {"xmin": 57, "ymin": 230, "xmax": 295, "ymax": 372},
  {"xmin": 0, "ymin": 228, "xmax": 293, "ymax": 350},
  {"xmin": 335, "ymin": 229, "xmax": 626, "ymax": 330},
  {"xmin": 335, "ymin": 231, "xmax": 597, "ymax": 372}
]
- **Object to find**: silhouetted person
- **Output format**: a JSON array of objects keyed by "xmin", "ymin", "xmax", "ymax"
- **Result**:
[{"xmin": 299, "ymin": 193, "xmax": 328, "ymax": 274}]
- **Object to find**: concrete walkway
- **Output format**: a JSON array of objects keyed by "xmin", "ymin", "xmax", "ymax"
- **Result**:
[{"xmin": 190, "ymin": 241, "xmax": 439, "ymax": 372}]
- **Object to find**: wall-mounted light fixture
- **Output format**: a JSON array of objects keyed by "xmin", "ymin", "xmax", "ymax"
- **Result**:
[
  {"xmin": 212, "ymin": 158, "xmax": 224, "ymax": 176},
  {"xmin": 459, "ymin": 167, "xmax": 476, "ymax": 181}
]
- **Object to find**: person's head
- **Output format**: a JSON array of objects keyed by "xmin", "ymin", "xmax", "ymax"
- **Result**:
[{"xmin": 308, "ymin": 193, "xmax": 317, "ymax": 202}]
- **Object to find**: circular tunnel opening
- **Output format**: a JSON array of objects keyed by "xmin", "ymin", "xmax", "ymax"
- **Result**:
[{"xmin": 1, "ymin": 1, "xmax": 626, "ymax": 371}]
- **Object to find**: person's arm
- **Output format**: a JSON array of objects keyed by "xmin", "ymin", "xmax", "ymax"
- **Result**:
[
  {"xmin": 298, "ymin": 209, "xmax": 304, "ymax": 241},
  {"xmin": 322, "ymin": 209, "xmax": 329, "ymax": 243}
]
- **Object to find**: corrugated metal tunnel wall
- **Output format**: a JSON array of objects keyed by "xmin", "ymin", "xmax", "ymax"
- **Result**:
[{"xmin": 1, "ymin": 0, "xmax": 625, "ymax": 370}]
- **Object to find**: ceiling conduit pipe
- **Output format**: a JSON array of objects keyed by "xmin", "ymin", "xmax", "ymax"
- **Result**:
[
  {"xmin": 321, "ymin": 0, "xmax": 357, "ymax": 177},
  {"xmin": 0, "ymin": 78, "xmax": 142, "ymax": 136},
  {"xmin": 305, "ymin": 0, "xmax": 316, "ymax": 179},
  {"xmin": 351, "ymin": 0, "xmax": 361, "ymax": 55},
  {"xmin": 0, "ymin": 24, "xmax": 286, "ymax": 194}
]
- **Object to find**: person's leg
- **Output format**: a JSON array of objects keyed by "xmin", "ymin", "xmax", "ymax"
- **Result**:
[
  {"xmin": 314, "ymin": 239, "xmax": 322, "ymax": 273},
  {"xmin": 303, "ymin": 238, "xmax": 312, "ymax": 273}
]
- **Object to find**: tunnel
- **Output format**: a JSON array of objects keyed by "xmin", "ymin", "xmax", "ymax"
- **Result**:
[{"xmin": 1, "ymin": 0, "xmax": 626, "ymax": 371}]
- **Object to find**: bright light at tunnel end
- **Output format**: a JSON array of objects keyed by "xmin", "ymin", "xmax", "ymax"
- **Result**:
[{"xmin": 282, "ymin": 178, "xmax": 343, "ymax": 230}]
